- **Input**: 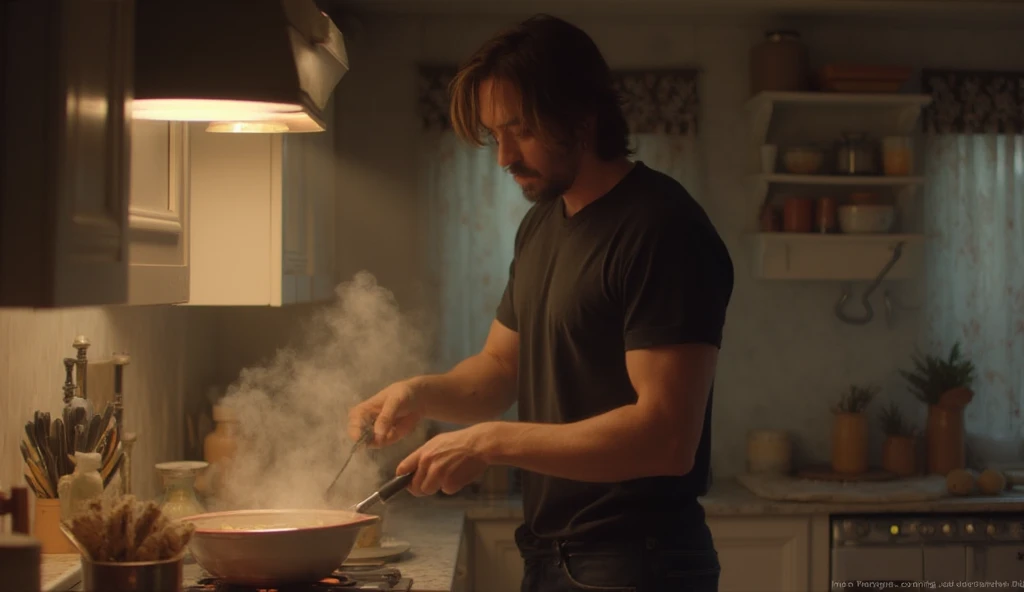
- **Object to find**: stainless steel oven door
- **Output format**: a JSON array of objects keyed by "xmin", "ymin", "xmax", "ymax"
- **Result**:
[
  {"xmin": 923, "ymin": 545, "xmax": 969, "ymax": 589},
  {"xmin": 831, "ymin": 547, "xmax": 924, "ymax": 588},
  {"xmin": 975, "ymin": 543, "xmax": 1024, "ymax": 585}
]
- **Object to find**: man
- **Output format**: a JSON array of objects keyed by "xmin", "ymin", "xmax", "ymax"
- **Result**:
[{"xmin": 348, "ymin": 13, "xmax": 733, "ymax": 592}]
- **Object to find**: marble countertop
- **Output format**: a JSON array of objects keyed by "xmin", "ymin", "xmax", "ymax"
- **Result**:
[
  {"xmin": 37, "ymin": 480, "xmax": 1024, "ymax": 592},
  {"xmin": 701, "ymin": 478, "xmax": 1024, "ymax": 515},
  {"xmin": 40, "ymin": 554, "xmax": 81, "ymax": 592},
  {"xmin": 377, "ymin": 496, "xmax": 467, "ymax": 592},
  {"xmin": 446, "ymin": 479, "xmax": 1024, "ymax": 521}
]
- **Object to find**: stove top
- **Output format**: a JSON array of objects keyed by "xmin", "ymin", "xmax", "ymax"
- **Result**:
[{"xmin": 182, "ymin": 565, "xmax": 412, "ymax": 591}]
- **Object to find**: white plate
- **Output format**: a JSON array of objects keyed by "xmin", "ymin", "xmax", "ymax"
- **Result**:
[{"xmin": 347, "ymin": 539, "xmax": 411, "ymax": 561}]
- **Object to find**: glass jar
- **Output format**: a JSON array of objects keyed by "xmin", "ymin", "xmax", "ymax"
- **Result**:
[
  {"xmin": 155, "ymin": 461, "xmax": 208, "ymax": 521},
  {"xmin": 836, "ymin": 132, "xmax": 878, "ymax": 175},
  {"xmin": 882, "ymin": 136, "xmax": 913, "ymax": 176}
]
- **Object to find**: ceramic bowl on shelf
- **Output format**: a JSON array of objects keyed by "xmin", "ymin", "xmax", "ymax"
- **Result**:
[
  {"xmin": 838, "ymin": 204, "xmax": 894, "ymax": 234},
  {"xmin": 782, "ymin": 146, "xmax": 824, "ymax": 174}
]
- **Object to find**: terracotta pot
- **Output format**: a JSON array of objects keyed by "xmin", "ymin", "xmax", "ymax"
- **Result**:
[
  {"xmin": 783, "ymin": 197, "xmax": 813, "ymax": 233},
  {"xmin": 831, "ymin": 412, "xmax": 868, "ymax": 474},
  {"xmin": 927, "ymin": 405, "xmax": 966, "ymax": 475},
  {"xmin": 882, "ymin": 435, "xmax": 917, "ymax": 477}
]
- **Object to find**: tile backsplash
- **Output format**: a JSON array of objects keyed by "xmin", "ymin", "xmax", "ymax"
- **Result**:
[{"xmin": 0, "ymin": 305, "xmax": 218, "ymax": 501}]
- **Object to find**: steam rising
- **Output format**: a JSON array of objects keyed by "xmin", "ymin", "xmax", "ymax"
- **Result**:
[{"xmin": 209, "ymin": 272, "xmax": 432, "ymax": 511}]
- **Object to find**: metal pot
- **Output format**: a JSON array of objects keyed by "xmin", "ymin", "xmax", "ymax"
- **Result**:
[
  {"xmin": 835, "ymin": 132, "xmax": 878, "ymax": 175},
  {"xmin": 81, "ymin": 555, "xmax": 183, "ymax": 592}
]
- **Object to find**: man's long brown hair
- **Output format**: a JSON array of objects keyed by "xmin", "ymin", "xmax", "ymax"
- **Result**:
[{"xmin": 448, "ymin": 14, "xmax": 632, "ymax": 161}]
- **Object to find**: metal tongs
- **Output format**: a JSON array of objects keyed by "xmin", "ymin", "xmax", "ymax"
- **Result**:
[{"xmin": 325, "ymin": 422, "xmax": 374, "ymax": 499}]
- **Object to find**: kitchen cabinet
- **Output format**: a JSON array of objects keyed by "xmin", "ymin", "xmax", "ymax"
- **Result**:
[
  {"xmin": 0, "ymin": 0, "xmax": 133, "ymax": 307},
  {"xmin": 126, "ymin": 121, "xmax": 190, "ymax": 305},
  {"xmin": 710, "ymin": 515, "xmax": 829, "ymax": 592},
  {"xmin": 746, "ymin": 91, "xmax": 930, "ymax": 281},
  {"xmin": 186, "ymin": 99, "xmax": 337, "ymax": 306},
  {"xmin": 468, "ymin": 519, "xmax": 523, "ymax": 592},
  {"xmin": 452, "ymin": 526, "xmax": 471, "ymax": 592},
  {"xmin": 462, "ymin": 515, "xmax": 829, "ymax": 592}
]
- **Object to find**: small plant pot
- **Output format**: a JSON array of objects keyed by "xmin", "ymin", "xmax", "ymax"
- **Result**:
[
  {"xmin": 882, "ymin": 435, "xmax": 917, "ymax": 477},
  {"xmin": 831, "ymin": 412, "xmax": 868, "ymax": 474}
]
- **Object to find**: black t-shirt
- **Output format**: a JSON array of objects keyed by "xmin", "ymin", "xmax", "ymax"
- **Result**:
[{"xmin": 495, "ymin": 161, "xmax": 734, "ymax": 541}]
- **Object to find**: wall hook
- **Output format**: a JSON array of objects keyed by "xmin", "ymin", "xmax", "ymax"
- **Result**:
[{"xmin": 834, "ymin": 241, "xmax": 905, "ymax": 326}]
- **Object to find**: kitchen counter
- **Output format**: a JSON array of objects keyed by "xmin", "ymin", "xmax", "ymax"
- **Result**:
[
  {"xmin": 37, "ymin": 480, "xmax": 1024, "ymax": 592},
  {"xmin": 376, "ymin": 496, "xmax": 468, "ymax": 592},
  {"xmin": 705, "ymin": 478, "xmax": 1024, "ymax": 515},
  {"xmin": 40, "ymin": 554, "xmax": 81, "ymax": 592}
]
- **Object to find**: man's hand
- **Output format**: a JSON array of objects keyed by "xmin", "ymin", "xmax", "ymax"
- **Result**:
[
  {"xmin": 348, "ymin": 379, "xmax": 426, "ymax": 447},
  {"xmin": 395, "ymin": 423, "xmax": 493, "ymax": 496}
]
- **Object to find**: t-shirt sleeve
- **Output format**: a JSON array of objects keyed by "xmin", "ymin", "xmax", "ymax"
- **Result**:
[
  {"xmin": 496, "ymin": 208, "xmax": 533, "ymax": 332},
  {"xmin": 495, "ymin": 257, "xmax": 517, "ymax": 331},
  {"xmin": 620, "ymin": 214, "xmax": 734, "ymax": 351}
]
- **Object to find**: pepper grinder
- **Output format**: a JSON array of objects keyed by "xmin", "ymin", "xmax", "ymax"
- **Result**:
[
  {"xmin": 112, "ymin": 353, "xmax": 135, "ymax": 496},
  {"xmin": 62, "ymin": 358, "xmax": 76, "ymax": 408},
  {"xmin": 120, "ymin": 433, "xmax": 137, "ymax": 496},
  {"xmin": 72, "ymin": 336, "xmax": 91, "ymax": 401},
  {"xmin": 111, "ymin": 353, "xmax": 130, "ymax": 432}
]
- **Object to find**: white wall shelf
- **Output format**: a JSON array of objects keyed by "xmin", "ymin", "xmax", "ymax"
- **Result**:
[
  {"xmin": 753, "ymin": 172, "xmax": 929, "ymax": 208},
  {"xmin": 745, "ymin": 90, "xmax": 932, "ymax": 284},
  {"xmin": 747, "ymin": 91, "xmax": 932, "ymax": 146},
  {"xmin": 757, "ymin": 174, "xmax": 924, "ymax": 186},
  {"xmin": 749, "ymin": 233, "xmax": 925, "ymax": 281},
  {"xmin": 752, "ymin": 174, "xmax": 925, "ymax": 207}
]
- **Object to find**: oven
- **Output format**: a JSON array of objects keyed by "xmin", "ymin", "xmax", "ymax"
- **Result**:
[{"xmin": 831, "ymin": 513, "xmax": 1024, "ymax": 591}]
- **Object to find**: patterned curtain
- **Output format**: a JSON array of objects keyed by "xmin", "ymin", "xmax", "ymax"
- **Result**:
[
  {"xmin": 417, "ymin": 67, "xmax": 703, "ymax": 404},
  {"xmin": 921, "ymin": 70, "xmax": 1024, "ymax": 447}
]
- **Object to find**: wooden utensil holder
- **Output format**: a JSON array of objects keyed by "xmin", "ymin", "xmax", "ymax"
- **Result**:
[{"xmin": 33, "ymin": 498, "xmax": 76, "ymax": 554}]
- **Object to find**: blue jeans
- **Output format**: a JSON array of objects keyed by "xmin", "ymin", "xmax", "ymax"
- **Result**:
[{"xmin": 515, "ymin": 523, "xmax": 721, "ymax": 592}]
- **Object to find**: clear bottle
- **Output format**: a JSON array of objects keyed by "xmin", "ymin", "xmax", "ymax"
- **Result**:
[
  {"xmin": 58, "ymin": 452, "xmax": 104, "ymax": 519},
  {"xmin": 155, "ymin": 461, "xmax": 208, "ymax": 521}
]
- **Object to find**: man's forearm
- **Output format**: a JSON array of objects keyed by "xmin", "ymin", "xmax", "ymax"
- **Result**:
[
  {"xmin": 479, "ymin": 406, "xmax": 694, "ymax": 482},
  {"xmin": 410, "ymin": 353, "xmax": 516, "ymax": 424}
]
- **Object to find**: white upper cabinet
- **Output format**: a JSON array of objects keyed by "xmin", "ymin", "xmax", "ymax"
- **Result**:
[
  {"xmin": 126, "ymin": 121, "xmax": 190, "ymax": 305},
  {"xmin": 186, "ymin": 100, "xmax": 337, "ymax": 306},
  {"xmin": 0, "ymin": 0, "xmax": 133, "ymax": 307}
]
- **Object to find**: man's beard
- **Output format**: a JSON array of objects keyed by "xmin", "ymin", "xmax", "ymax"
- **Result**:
[{"xmin": 508, "ymin": 161, "xmax": 577, "ymax": 204}]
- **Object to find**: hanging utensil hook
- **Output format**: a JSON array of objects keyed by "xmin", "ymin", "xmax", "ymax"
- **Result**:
[{"xmin": 834, "ymin": 241, "xmax": 905, "ymax": 326}]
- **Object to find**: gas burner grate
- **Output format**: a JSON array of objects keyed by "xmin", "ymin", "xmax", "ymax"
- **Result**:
[
  {"xmin": 184, "ymin": 567, "xmax": 407, "ymax": 591},
  {"xmin": 185, "ymin": 572, "xmax": 357, "ymax": 591}
]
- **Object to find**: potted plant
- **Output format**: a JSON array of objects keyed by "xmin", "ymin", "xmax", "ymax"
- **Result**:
[
  {"xmin": 899, "ymin": 342, "xmax": 976, "ymax": 475},
  {"xmin": 878, "ymin": 401, "xmax": 918, "ymax": 477},
  {"xmin": 831, "ymin": 385, "xmax": 879, "ymax": 475}
]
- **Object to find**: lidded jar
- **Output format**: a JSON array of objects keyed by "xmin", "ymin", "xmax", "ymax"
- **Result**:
[{"xmin": 750, "ymin": 31, "xmax": 810, "ymax": 94}]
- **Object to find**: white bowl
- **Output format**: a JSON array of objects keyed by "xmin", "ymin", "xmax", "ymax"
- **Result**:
[
  {"xmin": 838, "ymin": 204, "xmax": 894, "ymax": 234},
  {"xmin": 182, "ymin": 508, "xmax": 378, "ymax": 586}
]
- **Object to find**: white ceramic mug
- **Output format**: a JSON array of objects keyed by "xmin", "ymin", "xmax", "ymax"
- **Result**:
[{"xmin": 747, "ymin": 429, "xmax": 793, "ymax": 475}]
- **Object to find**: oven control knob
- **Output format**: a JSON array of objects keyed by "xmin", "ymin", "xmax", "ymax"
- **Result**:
[
  {"xmin": 986, "ymin": 524, "xmax": 997, "ymax": 536},
  {"xmin": 965, "ymin": 523, "xmax": 975, "ymax": 534},
  {"xmin": 942, "ymin": 523, "xmax": 953, "ymax": 535}
]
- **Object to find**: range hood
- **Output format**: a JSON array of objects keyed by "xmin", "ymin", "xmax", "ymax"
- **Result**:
[{"xmin": 133, "ymin": 0, "xmax": 349, "ymax": 133}]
